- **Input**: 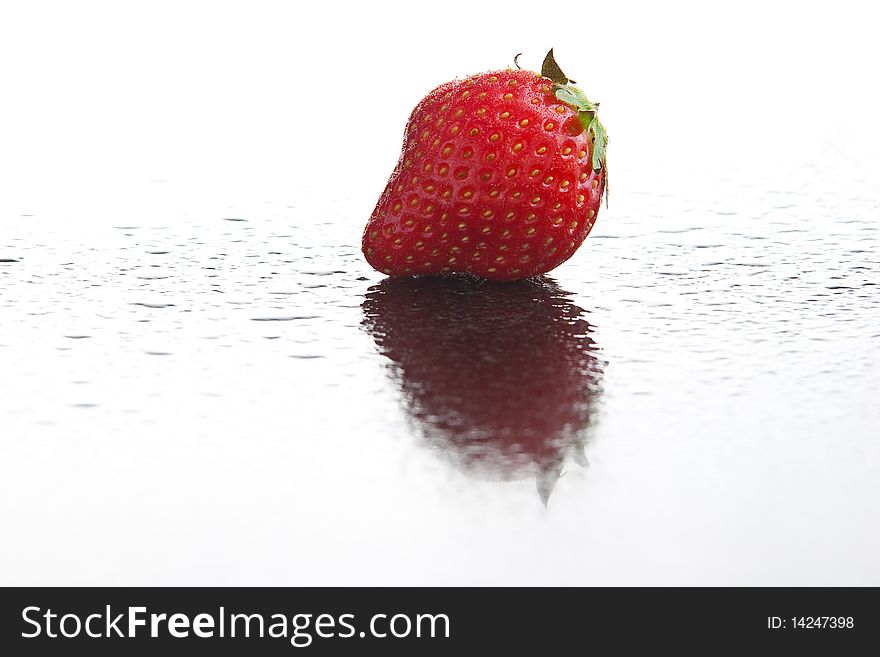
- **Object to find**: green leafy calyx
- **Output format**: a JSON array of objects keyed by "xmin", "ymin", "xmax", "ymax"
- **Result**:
[{"xmin": 541, "ymin": 49, "xmax": 608, "ymax": 199}]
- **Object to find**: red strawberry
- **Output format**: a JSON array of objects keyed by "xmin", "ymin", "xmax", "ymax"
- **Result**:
[
  {"xmin": 361, "ymin": 275, "xmax": 604, "ymax": 504},
  {"xmin": 362, "ymin": 49, "xmax": 608, "ymax": 281}
]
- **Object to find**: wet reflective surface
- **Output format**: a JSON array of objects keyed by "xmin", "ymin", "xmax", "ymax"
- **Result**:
[
  {"xmin": 2, "ymin": 165, "xmax": 878, "ymax": 585},
  {"xmin": 1, "ymin": 2, "xmax": 879, "ymax": 586}
]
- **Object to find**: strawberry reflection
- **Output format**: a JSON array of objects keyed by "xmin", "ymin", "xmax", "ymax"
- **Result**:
[{"xmin": 361, "ymin": 275, "xmax": 604, "ymax": 505}]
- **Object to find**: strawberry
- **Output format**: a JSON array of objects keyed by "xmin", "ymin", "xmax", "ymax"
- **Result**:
[
  {"xmin": 362, "ymin": 49, "xmax": 608, "ymax": 281},
  {"xmin": 361, "ymin": 276, "xmax": 604, "ymax": 504}
]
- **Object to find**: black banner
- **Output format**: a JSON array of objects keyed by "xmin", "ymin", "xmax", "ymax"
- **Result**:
[{"xmin": 0, "ymin": 587, "xmax": 876, "ymax": 654}]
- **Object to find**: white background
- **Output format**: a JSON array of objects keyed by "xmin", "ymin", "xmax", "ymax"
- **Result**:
[
  {"xmin": 1, "ymin": 1, "xmax": 879, "ymax": 586},
  {"xmin": 2, "ymin": 1, "xmax": 878, "ymax": 219}
]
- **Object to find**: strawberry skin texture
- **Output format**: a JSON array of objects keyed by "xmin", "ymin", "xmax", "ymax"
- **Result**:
[{"xmin": 363, "ymin": 68, "xmax": 606, "ymax": 281}]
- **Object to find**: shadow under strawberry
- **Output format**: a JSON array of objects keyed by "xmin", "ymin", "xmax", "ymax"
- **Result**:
[{"xmin": 361, "ymin": 275, "xmax": 604, "ymax": 505}]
